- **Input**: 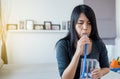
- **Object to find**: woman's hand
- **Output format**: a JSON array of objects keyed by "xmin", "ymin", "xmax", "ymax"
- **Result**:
[
  {"xmin": 91, "ymin": 68, "xmax": 103, "ymax": 79},
  {"xmin": 75, "ymin": 35, "xmax": 91, "ymax": 56}
]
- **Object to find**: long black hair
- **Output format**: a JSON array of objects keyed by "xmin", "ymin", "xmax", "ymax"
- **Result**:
[{"xmin": 64, "ymin": 4, "xmax": 101, "ymax": 53}]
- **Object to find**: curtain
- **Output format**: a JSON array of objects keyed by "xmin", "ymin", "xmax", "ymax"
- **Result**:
[{"xmin": 0, "ymin": 0, "xmax": 8, "ymax": 64}]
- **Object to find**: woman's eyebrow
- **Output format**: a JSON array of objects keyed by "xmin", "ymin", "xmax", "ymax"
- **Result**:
[
  {"xmin": 78, "ymin": 19, "xmax": 90, "ymax": 22},
  {"xmin": 78, "ymin": 20, "xmax": 84, "ymax": 22}
]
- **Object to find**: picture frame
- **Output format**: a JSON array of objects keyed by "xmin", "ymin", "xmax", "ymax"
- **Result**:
[
  {"xmin": 52, "ymin": 24, "xmax": 60, "ymax": 30},
  {"xmin": 6, "ymin": 24, "xmax": 18, "ymax": 30},
  {"xmin": 26, "ymin": 20, "xmax": 34, "ymax": 30},
  {"xmin": 19, "ymin": 21, "xmax": 25, "ymax": 29},
  {"xmin": 44, "ymin": 21, "xmax": 52, "ymax": 30},
  {"xmin": 67, "ymin": 21, "xmax": 70, "ymax": 30},
  {"xmin": 62, "ymin": 21, "xmax": 67, "ymax": 30},
  {"xmin": 34, "ymin": 24, "xmax": 44, "ymax": 30}
]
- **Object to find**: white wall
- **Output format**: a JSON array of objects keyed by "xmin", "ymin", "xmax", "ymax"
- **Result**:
[
  {"xmin": 4, "ymin": 0, "xmax": 84, "ymax": 64},
  {"xmin": 114, "ymin": 0, "xmax": 120, "ymax": 58},
  {"xmin": 0, "ymin": 40, "xmax": 2, "ymax": 57},
  {"xmin": 6, "ymin": 31, "xmax": 67, "ymax": 64},
  {"xmin": 7, "ymin": 0, "xmax": 83, "ymax": 24},
  {"xmin": 108, "ymin": 0, "xmax": 120, "ymax": 59},
  {"xmin": 5, "ymin": 0, "xmax": 120, "ymax": 64}
]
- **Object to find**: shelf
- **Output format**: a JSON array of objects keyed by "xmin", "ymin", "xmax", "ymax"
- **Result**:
[{"xmin": 7, "ymin": 30, "xmax": 68, "ymax": 33}]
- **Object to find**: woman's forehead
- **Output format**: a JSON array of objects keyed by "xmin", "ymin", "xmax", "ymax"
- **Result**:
[{"xmin": 78, "ymin": 13, "xmax": 90, "ymax": 22}]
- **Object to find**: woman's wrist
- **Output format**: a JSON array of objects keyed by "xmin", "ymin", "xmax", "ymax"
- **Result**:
[
  {"xmin": 75, "ymin": 50, "xmax": 82, "ymax": 57},
  {"xmin": 100, "ymin": 68, "xmax": 110, "ymax": 78},
  {"xmin": 100, "ymin": 70, "xmax": 104, "ymax": 78}
]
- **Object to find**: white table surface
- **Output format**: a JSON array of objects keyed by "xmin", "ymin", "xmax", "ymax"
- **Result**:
[
  {"xmin": 0, "ymin": 63, "xmax": 60, "ymax": 79},
  {"xmin": 0, "ymin": 64, "xmax": 120, "ymax": 79}
]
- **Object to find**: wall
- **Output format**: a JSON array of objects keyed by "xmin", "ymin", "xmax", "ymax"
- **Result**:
[
  {"xmin": 114, "ymin": 0, "xmax": 120, "ymax": 58},
  {"xmin": 6, "ymin": 0, "xmax": 83, "ymax": 24},
  {"xmin": 84, "ymin": 0, "xmax": 116, "ymax": 45},
  {"xmin": 107, "ymin": 0, "xmax": 120, "ymax": 59},
  {"xmin": 4, "ymin": 0, "xmax": 84, "ymax": 64},
  {"xmin": 4, "ymin": 0, "xmax": 120, "ymax": 64},
  {"xmin": 6, "ymin": 31, "xmax": 67, "ymax": 64}
]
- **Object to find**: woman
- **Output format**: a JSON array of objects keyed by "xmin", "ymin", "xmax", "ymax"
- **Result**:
[{"xmin": 56, "ymin": 4, "xmax": 109, "ymax": 79}]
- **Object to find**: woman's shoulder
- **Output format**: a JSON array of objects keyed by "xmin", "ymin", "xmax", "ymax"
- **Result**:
[
  {"xmin": 93, "ymin": 39, "xmax": 106, "ymax": 50},
  {"xmin": 56, "ymin": 38, "xmax": 70, "ymax": 47},
  {"xmin": 93, "ymin": 39, "xmax": 105, "ymax": 46}
]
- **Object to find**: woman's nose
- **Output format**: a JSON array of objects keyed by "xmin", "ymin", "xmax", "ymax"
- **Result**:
[{"xmin": 83, "ymin": 25, "xmax": 87, "ymax": 30}]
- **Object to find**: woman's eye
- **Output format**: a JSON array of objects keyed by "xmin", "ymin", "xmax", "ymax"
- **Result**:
[
  {"xmin": 77, "ymin": 23, "xmax": 83, "ymax": 24},
  {"xmin": 88, "ymin": 22, "xmax": 91, "ymax": 24}
]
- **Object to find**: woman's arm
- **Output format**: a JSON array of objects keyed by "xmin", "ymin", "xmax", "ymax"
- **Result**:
[
  {"xmin": 56, "ymin": 36, "xmax": 91, "ymax": 79},
  {"xmin": 61, "ymin": 51, "xmax": 81, "ymax": 79},
  {"xmin": 92, "ymin": 40, "xmax": 110, "ymax": 79},
  {"xmin": 56, "ymin": 40, "xmax": 82, "ymax": 79},
  {"xmin": 61, "ymin": 36, "xmax": 91, "ymax": 79},
  {"xmin": 100, "ymin": 68, "xmax": 110, "ymax": 76},
  {"xmin": 91, "ymin": 67, "xmax": 110, "ymax": 79}
]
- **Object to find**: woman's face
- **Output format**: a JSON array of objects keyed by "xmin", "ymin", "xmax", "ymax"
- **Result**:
[{"xmin": 75, "ymin": 13, "xmax": 91, "ymax": 38}]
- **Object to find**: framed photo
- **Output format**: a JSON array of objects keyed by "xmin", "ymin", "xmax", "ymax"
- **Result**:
[
  {"xmin": 62, "ymin": 21, "xmax": 67, "ymax": 30},
  {"xmin": 19, "ymin": 21, "xmax": 25, "ymax": 29},
  {"xmin": 34, "ymin": 24, "xmax": 44, "ymax": 30},
  {"xmin": 6, "ymin": 24, "xmax": 18, "ymax": 30},
  {"xmin": 52, "ymin": 24, "xmax": 60, "ymax": 30},
  {"xmin": 44, "ymin": 21, "xmax": 52, "ymax": 30},
  {"xmin": 67, "ymin": 21, "xmax": 70, "ymax": 30},
  {"xmin": 26, "ymin": 20, "xmax": 34, "ymax": 30}
]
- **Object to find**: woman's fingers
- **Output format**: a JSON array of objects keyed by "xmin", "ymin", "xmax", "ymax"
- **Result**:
[
  {"xmin": 76, "ymin": 35, "xmax": 91, "ymax": 55},
  {"xmin": 91, "ymin": 69, "xmax": 102, "ymax": 79},
  {"xmin": 79, "ymin": 35, "xmax": 91, "ymax": 44}
]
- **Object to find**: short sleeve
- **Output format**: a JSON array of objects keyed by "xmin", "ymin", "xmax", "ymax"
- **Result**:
[
  {"xmin": 56, "ymin": 40, "xmax": 70, "ymax": 77},
  {"xmin": 99, "ymin": 41, "xmax": 109, "ymax": 68}
]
